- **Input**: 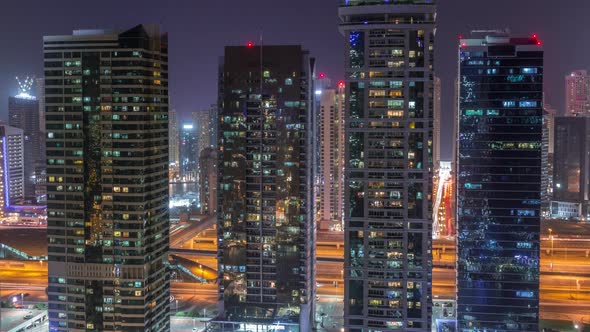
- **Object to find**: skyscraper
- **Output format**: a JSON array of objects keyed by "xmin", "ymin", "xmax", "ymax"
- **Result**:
[
  {"xmin": 339, "ymin": 1, "xmax": 436, "ymax": 330},
  {"xmin": 44, "ymin": 25, "xmax": 170, "ymax": 332},
  {"xmin": 215, "ymin": 44, "xmax": 315, "ymax": 332},
  {"xmin": 168, "ymin": 108, "xmax": 180, "ymax": 166},
  {"xmin": 9, "ymin": 77, "xmax": 41, "ymax": 201},
  {"xmin": 0, "ymin": 124, "xmax": 25, "ymax": 206},
  {"xmin": 433, "ymin": 76, "xmax": 441, "ymax": 168},
  {"xmin": 456, "ymin": 31, "xmax": 543, "ymax": 331},
  {"xmin": 552, "ymin": 116, "xmax": 590, "ymax": 218},
  {"xmin": 193, "ymin": 109, "xmax": 213, "ymax": 159},
  {"xmin": 179, "ymin": 123, "xmax": 197, "ymax": 181},
  {"xmin": 565, "ymin": 70, "xmax": 590, "ymax": 116},
  {"xmin": 318, "ymin": 83, "xmax": 345, "ymax": 230},
  {"xmin": 199, "ymin": 147, "xmax": 217, "ymax": 215}
]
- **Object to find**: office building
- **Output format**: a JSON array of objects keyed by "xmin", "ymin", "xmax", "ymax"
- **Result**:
[
  {"xmin": 553, "ymin": 116, "xmax": 590, "ymax": 218},
  {"xmin": 44, "ymin": 24, "xmax": 170, "ymax": 332},
  {"xmin": 199, "ymin": 147, "xmax": 217, "ymax": 215},
  {"xmin": 456, "ymin": 31, "xmax": 543, "ymax": 331},
  {"xmin": 179, "ymin": 123, "xmax": 197, "ymax": 181},
  {"xmin": 169, "ymin": 109, "xmax": 180, "ymax": 166},
  {"xmin": 338, "ymin": 1, "xmax": 436, "ymax": 330},
  {"xmin": 0, "ymin": 124, "xmax": 25, "ymax": 206},
  {"xmin": 214, "ymin": 44, "xmax": 315, "ymax": 332},
  {"xmin": 193, "ymin": 109, "xmax": 213, "ymax": 158},
  {"xmin": 318, "ymin": 83, "xmax": 345, "ymax": 230},
  {"xmin": 565, "ymin": 70, "xmax": 590, "ymax": 116},
  {"xmin": 433, "ymin": 76, "xmax": 441, "ymax": 168},
  {"xmin": 9, "ymin": 78, "xmax": 41, "ymax": 200}
]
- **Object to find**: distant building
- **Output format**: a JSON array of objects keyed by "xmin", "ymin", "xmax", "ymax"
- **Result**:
[
  {"xmin": 550, "ymin": 201, "xmax": 581, "ymax": 219},
  {"xmin": 318, "ymin": 84, "xmax": 345, "ymax": 230},
  {"xmin": 9, "ymin": 85, "xmax": 40, "ymax": 200},
  {"xmin": 565, "ymin": 70, "xmax": 590, "ymax": 116},
  {"xmin": 215, "ymin": 44, "xmax": 315, "ymax": 332},
  {"xmin": 553, "ymin": 116, "xmax": 590, "ymax": 218},
  {"xmin": 193, "ymin": 108, "xmax": 216, "ymax": 173},
  {"xmin": 198, "ymin": 147, "xmax": 217, "ymax": 215},
  {"xmin": 0, "ymin": 124, "xmax": 25, "ymax": 206},
  {"xmin": 456, "ymin": 31, "xmax": 543, "ymax": 331},
  {"xmin": 169, "ymin": 109, "xmax": 180, "ymax": 167},
  {"xmin": 44, "ymin": 24, "xmax": 170, "ymax": 332},
  {"xmin": 542, "ymin": 106, "xmax": 556, "ymax": 217},
  {"xmin": 434, "ymin": 76, "xmax": 442, "ymax": 168},
  {"xmin": 179, "ymin": 123, "xmax": 197, "ymax": 181}
]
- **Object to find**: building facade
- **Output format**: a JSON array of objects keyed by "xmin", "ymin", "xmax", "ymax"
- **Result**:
[
  {"xmin": 0, "ymin": 124, "xmax": 25, "ymax": 206},
  {"xmin": 339, "ymin": 1, "xmax": 436, "ymax": 330},
  {"xmin": 168, "ymin": 109, "xmax": 179, "ymax": 166},
  {"xmin": 318, "ymin": 85, "xmax": 345, "ymax": 230},
  {"xmin": 44, "ymin": 25, "xmax": 170, "ymax": 332},
  {"xmin": 553, "ymin": 116, "xmax": 590, "ymax": 218},
  {"xmin": 9, "ymin": 94, "xmax": 40, "ymax": 200},
  {"xmin": 215, "ymin": 44, "xmax": 315, "ymax": 332},
  {"xmin": 433, "ymin": 76, "xmax": 441, "ymax": 168},
  {"xmin": 565, "ymin": 70, "xmax": 590, "ymax": 116},
  {"xmin": 179, "ymin": 123, "xmax": 197, "ymax": 181},
  {"xmin": 456, "ymin": 32, "xmax": 543, "ymax": 331},
  {"xmin": 199, "ymin": 147, "xmax": 217, "ymax": 215}
]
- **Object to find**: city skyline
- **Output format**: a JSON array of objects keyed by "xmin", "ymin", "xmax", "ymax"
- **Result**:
[
  {"xmin": 1, "ymin": 1, "xmax": 589, "ymax": 160},
  {"xmin": 1, "ymin": 1, "xmax": 590, "ymax": 332}
]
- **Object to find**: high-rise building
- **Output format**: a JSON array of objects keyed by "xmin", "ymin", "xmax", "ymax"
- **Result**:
[
  {"xmin": 9, "ymin": 77, "xmax": 41, "ymax": 200},
  {"xmin": 199, "ymin": 147, "xmax": 217, "ymax": 215},
  {"xmin": 179, "ymin": 123, "xmax": 197, "ymax": 181},
  {"xmin": 207, "ymin": 104, "xmax": 218, "ymax": 150},
  {"xmin": 553, "ymin": 116, "xmax": 590, "ymax": 218},
  {"xmin": 215, "ymin": 44, "xmax": 315, "ymax": 332},
  {"xmin": 0, "ymin": 124, "xmax": 25, "ymax": 206},
  {"xmin": 541, "ymin": 105, "xmax": 556, "ymax": 217},
  {"xmin": 565, "ymin": 70, "xmax": 590, "ymax": 116},
  {"xmin": 44, "ymin": 25, "xmax": 170, "ymax": 332},
  {"xmin": 433, "ymin": 76, "xmax": 442, "ymax": 168},
  {"xmin": 318, "ymin": 83, "xmax": 345, "ymax": 230},
  {"xmin": 456, "ymin": 31, "xmax": 543, "ymax": 331},
  {"xmin": 168, "ymin": 109, "xmax": 180, "ymax": 166},
  {"xmin": 339, "ymin": 1, "xmax": 436, "ymax": 331},
  {"xmin": 193, "ymin": 109, "xmax": 213, "ymax": 159}
]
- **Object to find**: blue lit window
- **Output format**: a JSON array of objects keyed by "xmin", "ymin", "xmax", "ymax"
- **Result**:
[
  {"xmin": 503, "ymin": 101, "xmax": 516, "ymax": 107},
  {"xmin": 521, "ymin": 68, "xmax": 537, "ymax": 74},
  {"xmin": 516, "ymin": 209, "xmax": 535, "ymax": 216},
  {"xmin": 516, "ymin": 291, "xmax": 534, "ymax": 298},
  {"xmin": 464, "ymin": 183, "xmax": 482, "ymax": 190},
  {"xmin": 519, "ymin": 101, "xmax": 537, "ymax": 108},
  {"xmin": 486, "ymin": 68, "xmax": 498, "ymax": 74},
  {"xmin": 285, "ymin": 78, "xmax": 293, "ymax": 85}
]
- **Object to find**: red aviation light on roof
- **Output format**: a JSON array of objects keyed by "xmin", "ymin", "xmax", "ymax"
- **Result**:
[
  {"xmin": 459, "ymin": 35, "xmax": 463, "ymax": 40},
  {"xmin": 319, "ymin": 72, "xmax": 326, "ymax": 79},
  {"xmin": 338, "ymin": 81, "xmax": 345, "ymax": 87},
  {"xmin": 246, "ymin": 41, "xmax": 254, "ymax": 48},
  {"xmin": 537, "ymin": 40, "xmax": 542, "ymax": 46}
]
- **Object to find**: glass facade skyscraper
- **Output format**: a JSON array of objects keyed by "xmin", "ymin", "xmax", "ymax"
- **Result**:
[
  {"xmin": 456, "ymin": 32, "xmax": 543, "ymax": 331},
  {"xmin": 339, "ymin": 1, "xmax": 436, "ymax": 330},
  {"xmin": 44, "ymin": 25, "xmax": 170, "ymax": 332},
  {"xmin": 215, "ymin": 45, "xmax": 315, "ymax": 332}
]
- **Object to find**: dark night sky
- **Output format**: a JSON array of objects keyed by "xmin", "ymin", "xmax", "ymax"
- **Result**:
[{"xmin": 1, "ymin": 0, "xmax": 589, "ymax": 159}]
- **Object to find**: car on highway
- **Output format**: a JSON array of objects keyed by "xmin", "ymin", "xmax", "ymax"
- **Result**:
[{"xmin": 24, "ymin": 311, "xmax": 33, "ymax": 319}]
